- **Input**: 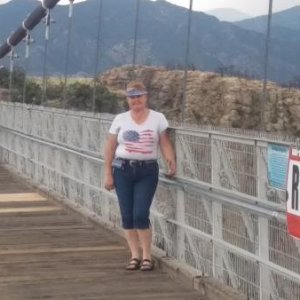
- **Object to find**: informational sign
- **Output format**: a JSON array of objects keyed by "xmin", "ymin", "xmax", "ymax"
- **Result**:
[
  {"xmin": 286, "ymin": 147, "xmax": 300, "ymax": 239},
  {"xmin": 267, "ymin": 144, "xmax": 289, "ymax": 190}
]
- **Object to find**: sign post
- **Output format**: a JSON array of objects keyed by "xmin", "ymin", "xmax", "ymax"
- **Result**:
[{"xmin": 286, "ymin": 146, "xmax": 300, "ymax": 239}]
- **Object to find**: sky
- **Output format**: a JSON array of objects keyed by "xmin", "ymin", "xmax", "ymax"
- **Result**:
[
  {"xmin": 0, "ymin": 0, "xmax": 299, "ymax": 16},
  {"xmin": 164, "ymin": 0, "xmax": 300, "ymax": 16}
]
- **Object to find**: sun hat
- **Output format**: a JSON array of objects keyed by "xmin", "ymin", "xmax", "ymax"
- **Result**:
[
  {"xmin": 126, "ymin": 89, "xmax": 148, "ymax": 97},
  {"xmin": 126, "ymin": 81, "xmax": 148, "ymax": 97}
]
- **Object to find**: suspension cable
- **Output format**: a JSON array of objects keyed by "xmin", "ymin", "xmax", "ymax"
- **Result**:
[
  {"xmin": 41, "ymin": 8, "xmax": 51, "ymax": 105},
  {"xmin": 22, "ymin": 31, "xmax": 33, "ymax": 104},
  {"xmin": 92, "ymin": 0, "xmax": 103, "ymax": 113},
  {"xmin": 8, "ymin": 47, "xmax": 16, "ymax": 101},
  {"xmin": 181, "ymin": 0, "xmax": 193, "ymax": 123},
  {"xmin": 261, "ymin": 0, "xmax": 273, "ymax": 129},
  {"xmin": 63, "ymin": 0, "xmax": 75, "ymax": 108},
  {"xmin": 132, "ymin": 0, "xmax": 140, "ymax": 69}
]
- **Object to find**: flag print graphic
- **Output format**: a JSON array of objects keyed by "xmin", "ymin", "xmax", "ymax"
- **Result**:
[{"xmin": 123, "ymin": 130, "xmax": 154, "ymax": 154}]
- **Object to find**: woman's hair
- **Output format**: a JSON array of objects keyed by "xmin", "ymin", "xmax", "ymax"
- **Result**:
[{"xmin": 126, "ymin": 80, "xmax": 146, "ymax": 91}]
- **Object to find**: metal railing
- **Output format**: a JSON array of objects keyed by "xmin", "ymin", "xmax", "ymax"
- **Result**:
[{"xmin": 0, "ymin": 101, "xmax": 299, "ymax": 300}]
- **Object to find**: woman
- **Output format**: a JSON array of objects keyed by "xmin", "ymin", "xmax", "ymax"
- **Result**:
[{"xmin": 104, "ymin": 80, "xmax": 176, "ymax": 271}]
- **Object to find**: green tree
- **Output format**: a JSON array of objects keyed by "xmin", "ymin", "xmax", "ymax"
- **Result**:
[
  {"xmin": 24, "ymin": 80, "xmax": 43, "ymax": 104},
  {"xmin": 0, "ymin": 67, "xmax": 9, "ymax": 88},
  {"xmin": 66, "ymin": 82, "xmax": 92, "ymax": 110},
  {"xmin": 94, "ymin": 84, "xmax": 120, "ymax": 113},
  {"xmin": 66, "ymin": 82, "xmax": 121, "ymax": 113}
]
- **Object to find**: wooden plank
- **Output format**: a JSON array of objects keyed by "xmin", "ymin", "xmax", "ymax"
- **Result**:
[
  {"xmin": 0, "ymin": 206, "xmax": 61, "ymax": 214},
  {"xmin": 0, "ymin": 193, "xmax": 46, "ymax": 202},
  {"xmin": 0, "ymin": 225, "xmax": 95, "ymax": 232},
  {"xmin": 0, "ymin": 245, "xmax": 126, "ymax": 255}
]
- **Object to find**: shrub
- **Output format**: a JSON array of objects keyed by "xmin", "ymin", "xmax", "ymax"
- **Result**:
[
  {"xmin": 0, "ymin": 67, "xmax": 9, "ymax": 88},
  {"xmin": 66, "ymin": 81, "xmax": 121, "ymax": 113},
  {"xmin": 46, "ymin": 79, "xmax": 64, "ymax": 100},
  {"xmin": 94, "ymin": 84, "xmax": 120, "ymax": 113},
  {"xmin": 24, "ymin": 80, "xmax": 43, "ymax": 104}
]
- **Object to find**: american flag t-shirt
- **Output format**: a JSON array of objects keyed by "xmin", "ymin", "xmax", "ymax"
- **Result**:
[
  {"xmin": 110, "ymin": 110, "xmax": 169, "ymax": 159},
  {"xmin": 123, "ymin": 129, "xmax": 154, "ymax": 154}
]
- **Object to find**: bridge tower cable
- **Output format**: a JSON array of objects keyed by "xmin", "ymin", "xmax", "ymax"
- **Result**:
[
  {"xmin": 261, "ymin": 0, "xmax": 273, "ymax": 129},
  {"xmin": 181, "ymin": 0, "xmax": 193, "ymax": 123},
  {"xmin": 92, "ymin": 0, "xmax": 103, "ymax": 112},
  {"xmin": 63, "ymin": 0, "xmax": 75, "ymax": 108}
]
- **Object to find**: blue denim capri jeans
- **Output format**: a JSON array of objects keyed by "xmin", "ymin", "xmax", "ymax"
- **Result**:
[{"xmin": 113, "ymin": 159, "xmax": 159, "ymax": 229}]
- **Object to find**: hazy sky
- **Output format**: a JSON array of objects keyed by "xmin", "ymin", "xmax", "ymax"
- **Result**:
[
  {"xmin": 164, "ymin": 0, "xmax": 300, "ymax": 16},
  {"xmin": 0, "ymin": 0, "xmax": 299, "ymax": 16},
  {"xmin": 0, "ymin": 0, "xmax": 85, "ymax": 5}
]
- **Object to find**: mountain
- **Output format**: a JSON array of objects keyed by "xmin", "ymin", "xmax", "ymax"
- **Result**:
[
  {"xmin": 234, "ymin": 5, "xmax": 300, "ymax": 83},
  {"xmin": 235, "ymin": 6, "xmax": 300, "ymax": 33},
  {"xmin": 0, "ymin": 0, "xmax": 300, "ymax": 83},
  {"xmin": 205, "ymin": 8, "xmax": 252, "ymax": 22}
]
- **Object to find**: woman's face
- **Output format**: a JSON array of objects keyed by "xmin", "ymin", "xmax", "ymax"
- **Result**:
[{"xmin": 127, "ymin": 94, "xmax": 147, "ymax": 111}]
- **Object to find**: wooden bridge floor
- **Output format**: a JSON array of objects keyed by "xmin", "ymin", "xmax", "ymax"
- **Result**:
[{"xmin": 0, "ymin": 165, "xmax": 205, "ymax": 300}]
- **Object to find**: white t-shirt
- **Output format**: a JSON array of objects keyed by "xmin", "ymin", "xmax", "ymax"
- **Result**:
[{"xmin": 109, "ymin": 109, "xmax": 168, "ymax": 160}]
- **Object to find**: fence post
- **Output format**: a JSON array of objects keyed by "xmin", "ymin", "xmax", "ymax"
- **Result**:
[
  {"xmin": 256, "ymin": 140, "xmax": 272, "ymax": 299},
  {"xmin": 211, "ymin": 136, "xmax": 224, "ymax": 280},
  {"xmin": 176, "ymin": 188, "xmax": 186, "ymax": 261}
]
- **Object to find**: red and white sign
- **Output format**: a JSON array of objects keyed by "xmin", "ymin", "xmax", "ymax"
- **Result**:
[{"xmin": 286, "ymin": 148, "xmax": 300, "ymax": 239}]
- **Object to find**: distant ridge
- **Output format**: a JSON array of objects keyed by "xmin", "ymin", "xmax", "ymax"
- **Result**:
[
  {"xmin": 205, "ymin": 8, "xmax": 252, "ymax": 22},
  {"xmin": 235, "ymin": 5, "xmax": 300, "ymax": 32}
]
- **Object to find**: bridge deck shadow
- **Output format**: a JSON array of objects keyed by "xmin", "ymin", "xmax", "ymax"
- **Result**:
[{"xmin": 0, "ymin": 165, "xmax": 205, "ymax": 300}]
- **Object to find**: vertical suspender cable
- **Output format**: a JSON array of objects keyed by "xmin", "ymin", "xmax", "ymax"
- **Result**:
[
  {"xmin": 132, "ymin": 0, "xmax": 140, "ymax": 69},
  {"xmin": 22, "ymin": 31, "xmax": 32, "ymax": 104},
  {"xmin": 181, "ymin": 0, "xmax": 193, "ymax": 123},
  {"xmin": 63, "ymin": 0, "xmax": 74, "ymax": 108},
  {"xmin": 42, "ymin": 9, "xmax": 50, "ymax": 105},
  {"xmin": 92, "ymin": 0, "xmax": 103, "ymax": 112},
  {"xmin": 261, "ymin": 0, "xmax": 273, "ymax": 130},
  {"xmin": 8, "ymin": 48, "xmax": 16, "ymax": 100}
]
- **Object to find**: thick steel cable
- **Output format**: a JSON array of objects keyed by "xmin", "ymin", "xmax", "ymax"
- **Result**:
[
  {"xmin": 92, "ymin": 0, "xmax": 103, "ymax": 113},
  {"xmin": 261, "ymin": 0, "xmax": 273, "ymax": 129},
  {"xmin": 181, "ymin": 0, "xmax": 193, "ymax": 123},
  {"xmin": 63, "ymin": 0, "xmax": 74, "ymax": 108},
  {"xmin": 132, "ymin": 0, "xmax": 140, "ymax": 69}
]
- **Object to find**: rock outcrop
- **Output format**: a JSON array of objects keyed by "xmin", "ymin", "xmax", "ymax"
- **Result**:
[{"xmin": 99, "ymin": 65, "xmax": 300, "ymax": 135}]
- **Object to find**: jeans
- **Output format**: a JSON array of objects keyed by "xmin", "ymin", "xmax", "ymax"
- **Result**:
[{"xmin": 113, "ymin": 160, "xmax": 159, "ymax": 229}]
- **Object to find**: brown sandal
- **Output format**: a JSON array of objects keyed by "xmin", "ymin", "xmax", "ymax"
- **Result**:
[
  {"xmin": 125, "ymin": 258, "xmax": 141, "ymax": 271},
  {"xmin": 140, "ymin": 259, "xmax": 155, "ymax": 271}
]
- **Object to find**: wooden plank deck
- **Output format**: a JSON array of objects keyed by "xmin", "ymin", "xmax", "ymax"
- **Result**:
[{"xmin": 0, "ymin": 165, "xmax": 205, "ymax": 300}]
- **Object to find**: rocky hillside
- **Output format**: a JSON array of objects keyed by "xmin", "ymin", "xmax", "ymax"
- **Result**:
[{"xmin": 99, "ymin": 66, "xmax": 300, "ymax": 135}]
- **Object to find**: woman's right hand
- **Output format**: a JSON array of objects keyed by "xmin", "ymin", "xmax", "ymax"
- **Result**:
[{"xmin": 104, "ymin": 173, "xmax": 115, "ymax": 191}]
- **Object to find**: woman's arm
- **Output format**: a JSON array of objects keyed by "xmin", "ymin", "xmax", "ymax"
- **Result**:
[
  {"xmin": 159, "ymin": 130, "xmax": 176, "ymax": 177},
  {"xmin": 104, "ymin": 134, "xmax": 118, "ymax": 190}
]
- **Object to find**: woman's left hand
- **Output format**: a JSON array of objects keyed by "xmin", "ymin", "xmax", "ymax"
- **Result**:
[
  {"xmin": 104, "ymin": 173, "xmax": 115, "ymax": 191},
  {"xmin": 166, "ymin": 159, "xmax": 176, "ymax": 177}
]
